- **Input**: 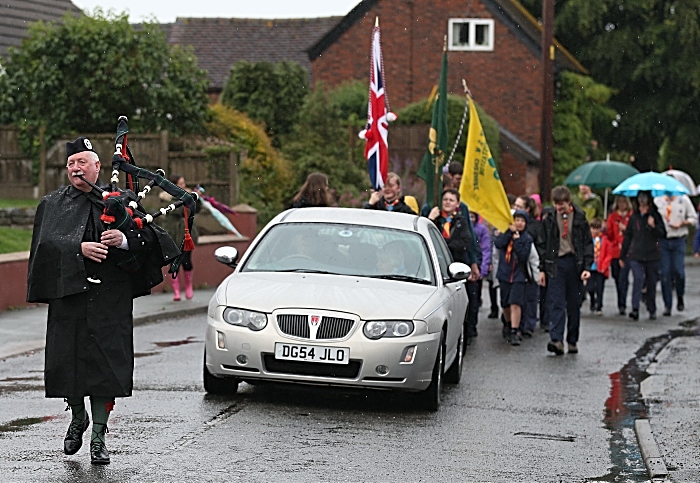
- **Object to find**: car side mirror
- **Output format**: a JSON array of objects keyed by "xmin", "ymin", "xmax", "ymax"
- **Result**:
[
  {"xmin": 215, "ymin": 246, "xmax": 239, "ymax": 268},
  {"xmin": 447, "ymin": 262, "xmax": 471, "ymax": 281}
]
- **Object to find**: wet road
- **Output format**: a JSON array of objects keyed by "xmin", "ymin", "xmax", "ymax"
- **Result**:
[{"xmin": 0, "ymin": 304, "xmax": 696, "ymax": 482}]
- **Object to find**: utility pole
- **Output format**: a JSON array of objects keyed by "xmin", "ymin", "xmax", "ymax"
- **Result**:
[{"xmin": 540, "ymin": 0, "xmax": 555, "ymax": 202}]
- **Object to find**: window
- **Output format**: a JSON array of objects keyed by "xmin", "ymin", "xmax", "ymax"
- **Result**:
[
  {"xmin": 448, "ymin": 18, "xmax": 495, "ymax": 51},
  {"xmin": 428, "ymin": 226, "xmax": 453, "ymax": 281}
]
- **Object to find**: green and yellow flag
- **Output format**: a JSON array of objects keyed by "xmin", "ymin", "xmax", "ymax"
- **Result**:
[
  {"xmin": 417, "ymin": 51, "xmax": 448, "ymax": 209},
  {"xmin": 459, "ymin": 97, "xmax": 513, "ymax": 232}
]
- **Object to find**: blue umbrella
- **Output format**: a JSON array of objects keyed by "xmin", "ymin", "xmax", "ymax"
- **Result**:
[{"xmin": 612, "ymin": 172, "xmax": 690, "ymax": 197}]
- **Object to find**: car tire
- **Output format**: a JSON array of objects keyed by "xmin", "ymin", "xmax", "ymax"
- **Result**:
[
  {"xmin": 416, "ymin": 330, "xmax": 444, "ymax": 411},
  {"xmin": 203, "ymin": 350, "xmax": 239, "ymax": 395},
  {"xmin": 444, "ymin": 327, "xmax": 463, "ymax": 385}
]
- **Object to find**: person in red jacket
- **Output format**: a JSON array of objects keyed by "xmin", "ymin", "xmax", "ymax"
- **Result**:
[
  {"xmin": 587, "ymin": 218, "xmax": 613, "ymax": 315},
  {"xmin": 605, "ymin": 196, "xmax": 632, "ymax": 315}
]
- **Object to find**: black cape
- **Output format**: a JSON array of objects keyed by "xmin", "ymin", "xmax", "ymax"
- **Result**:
[{"xmin": 27, "ymin": 183, "xmax": 180, "ymax": 398}]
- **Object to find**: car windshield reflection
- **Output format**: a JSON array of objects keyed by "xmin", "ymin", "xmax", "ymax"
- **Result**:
[{"xmin": 241, "ymin": 222, "xmax": 435, "ymax": 285}]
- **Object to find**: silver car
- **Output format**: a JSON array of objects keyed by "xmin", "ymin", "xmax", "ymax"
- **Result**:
[{"xmin": 203, "ymin": 207, "xmax": 470, "ymax": 410}]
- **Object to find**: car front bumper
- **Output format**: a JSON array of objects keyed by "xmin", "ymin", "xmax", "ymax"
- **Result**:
[{"xmin": 205, "ymin": 314, "xmax": 441, "ymax": 392}]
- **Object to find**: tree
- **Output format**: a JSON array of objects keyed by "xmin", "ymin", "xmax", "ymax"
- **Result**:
[
  {"xmin": 220, "ymin": 61, "xmax": 309, "ymax": 145},
  {"xmin": 552, "ymin": 71, "xmax": 617, "ymax": 185},
  {"xmin": 207, "ymin": 104, "xmax": 291, "ymax": 226},
  {"xmin": 521, "ymin": 0, "xmax": 700, "ymax": 179},
  {"xmin": 0, "ymin": 10, "xmax": 210, "ymax": 156},
  {"xmin": 282, "ymin": 84, "xmax": 368, "ymax": 206}
]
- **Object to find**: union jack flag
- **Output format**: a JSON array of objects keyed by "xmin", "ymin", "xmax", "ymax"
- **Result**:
[{"xmin": 360, "ymin": 22, "xmax": 395, "ymax": 191}]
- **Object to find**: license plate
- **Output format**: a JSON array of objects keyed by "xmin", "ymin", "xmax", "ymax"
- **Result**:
[{"xmin": 274, "ymin": 343, "xmax": 349, "ymax": 365}]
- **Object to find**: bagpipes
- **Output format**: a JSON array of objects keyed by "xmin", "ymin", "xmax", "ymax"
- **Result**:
[{"xmin": 78, "ymin": 116, "xmax": 198, "ymax": 277}]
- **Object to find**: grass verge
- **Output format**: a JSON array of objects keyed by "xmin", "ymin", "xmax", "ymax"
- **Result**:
[{"xmin": 0, "ymin": 227, "xmax": 32, "ymax": 254}]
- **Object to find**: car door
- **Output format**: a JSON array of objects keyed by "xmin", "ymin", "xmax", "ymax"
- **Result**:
[{"xmin": 427, "ymin": 226, "xmax": 467, "ymax": 361}]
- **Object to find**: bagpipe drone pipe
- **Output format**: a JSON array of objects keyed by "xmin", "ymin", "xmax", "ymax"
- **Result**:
[{"xmin": 77, "ymin": 116, "xmax": 198, "ymax": 276}]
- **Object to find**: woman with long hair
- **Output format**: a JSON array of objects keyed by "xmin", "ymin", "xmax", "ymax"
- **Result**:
[{"xmin": 292, "ymin": 172, "xmax": 334, "ymax": 208}]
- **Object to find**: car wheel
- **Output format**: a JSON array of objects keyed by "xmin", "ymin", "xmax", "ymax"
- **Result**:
[
  {"xmin": 416, "ymin": 331, "xmax": 444, "ymax": 411},
  {"xmin": 203, "ymin": 350, "xmax": 239, "ymax": 395},
  {"xmin": 444, "ymin": 327, "xmax": 463, "ymax": 384}
]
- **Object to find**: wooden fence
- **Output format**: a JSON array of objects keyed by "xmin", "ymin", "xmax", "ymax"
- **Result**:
[{"xmin": 0, "ymin": 126, "xmax": 240, "ymax": 206}]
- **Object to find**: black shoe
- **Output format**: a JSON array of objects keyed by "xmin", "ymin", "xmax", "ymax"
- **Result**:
[
  {"xmin": 649, "ymin": 312, "xmax": 657, "ymax": 320},
  {"xmin": 663, "ymin": 308, "xmax": 671, "ymax": 317},
  {"xmin": 510, "ymin": 330, "xmax": 521, "ymax": 346},
  {"xmin": 629, "ymin": 310, "xmax": 639, "ymax": 321},
  {"xmin": 487, "ymin": 309, "xmax": 498, "ymax": 319},
  {"xmin": 64, "ymin": 415, "xmax": 89, "ymax": 455},
  {"xmin": 521, "ymin": 329, "xmax": 533, "ymax": 338},
  {"xmin": 547, "ymin": 340, "xmax": 564, "ymax": 355},
  {"xmin": 619, "ymin": 308, "xmax": 626, "ymax": 316},
  {"xmin": 90, "ymin": 440, "xmax": 110, "ymax": 465},
  {"xmin": 677, "ymin": 297, "xmax": 684, "ymax": 311}
]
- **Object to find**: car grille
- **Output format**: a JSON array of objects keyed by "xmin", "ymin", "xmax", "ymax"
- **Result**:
[
  {"xmin": 277, "ymin": 314, "xmax": 310, "ymax": 339},
  {"xmin": 276, "ymin": 314, "xmax": 355, "ymax": 340},
  {"xmin": 262, "ymin": 354, "xmax": 361, "ymax": 379}
]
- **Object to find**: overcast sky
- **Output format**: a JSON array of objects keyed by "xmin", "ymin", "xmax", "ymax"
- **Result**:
[{"xmin": 72, "ymin": 0, "xmax": 361, "ymax": 23}]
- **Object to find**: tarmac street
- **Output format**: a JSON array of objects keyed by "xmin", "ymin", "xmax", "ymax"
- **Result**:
[{"xmin": 0, "ymin": 260, "xmax": 698, "ymax": 481}]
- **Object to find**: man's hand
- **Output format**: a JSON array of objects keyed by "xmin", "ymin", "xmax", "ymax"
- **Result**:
[
  {"xmin": 369, "ymin": 190, "xmax": 382, "ymax": 205},
  {"xmin": 428, "ymin": 206, "xmax": 440, "ymax": 221},
  {"xmin": 538, "ymin": 272, "xmax": 546, "ymax": 287},
  {"xmin": 647, "ymin": 215, "xmax": 655, "ymax": 228},
  {"xmin": 581, "ymin": 270, "xmax": 591, "ymax": 281},
  {"xmin": 81, "ymin": 242, "xmax": 108, "ymax": 263},
  {"xmin": 101, "ymin": 229, "xmax": 125, "ymax": 247},
  {"xmin": 619, "ymin": 260, "xmax": 625, "ymax": 268},
  {"xmin": 671, "ymin": 221, "xmax": 683, "ymax": 229}
]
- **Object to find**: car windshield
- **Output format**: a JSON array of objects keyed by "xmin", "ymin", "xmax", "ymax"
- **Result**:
[{"xmin": 241, "ymin": 222, "xmax": 435, "ymax": 285}]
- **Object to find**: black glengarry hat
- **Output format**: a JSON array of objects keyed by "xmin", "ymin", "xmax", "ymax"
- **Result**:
[{"xmin": 66, "ymin": 137, "xmax": 97, "ymax": 160}]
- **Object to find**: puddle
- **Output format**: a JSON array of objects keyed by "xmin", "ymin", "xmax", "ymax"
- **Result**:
[
  {"xmin": 153, "ymin": 336, "xmax": 200, "ymax": 348},
  {"xmin": 592, "ymin": 323, "xmax": 700, "ymax": 482},
  {"xmin": 134, "ymin": 351, "xmax": 161, "ymax": 358},
  {"xmin": 0, "ymin": 376, "xmax": 42, "ymax": 382},
  {"xmin": 0, "ymin": 416, "xmax": 58, "ymax": 434}
]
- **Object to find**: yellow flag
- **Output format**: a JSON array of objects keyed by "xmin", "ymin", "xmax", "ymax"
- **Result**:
[{"xmin": 459, "ymin": 97, "xmax": 513, "ymax": 232}]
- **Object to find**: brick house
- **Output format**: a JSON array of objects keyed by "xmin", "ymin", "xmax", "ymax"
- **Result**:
[
  {"xmin": 0, "ymin": 0, "xmax": 81, "ymax": 57},
  {"xmin": 307, "ymin": 0, "xmax": 587, "ymax": 196}
]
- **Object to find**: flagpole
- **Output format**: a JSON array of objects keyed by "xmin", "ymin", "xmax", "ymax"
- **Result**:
[{"xmin": 433, "ymin": 37, "xmax": 447, "ymax": 209}]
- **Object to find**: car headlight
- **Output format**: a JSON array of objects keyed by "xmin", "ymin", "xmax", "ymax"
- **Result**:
[
  {"xmin": 363, "ymin": 321, "xmax": 414, "ymax": 339},
  {"xmin": 223, "ymin": 307, "xmax": 268, "ymax": 331}
]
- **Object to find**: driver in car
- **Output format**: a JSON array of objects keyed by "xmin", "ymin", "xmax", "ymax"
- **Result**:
[{"xmin": 376, "ymin": 246, "xmax": 405, "ymax": 275}]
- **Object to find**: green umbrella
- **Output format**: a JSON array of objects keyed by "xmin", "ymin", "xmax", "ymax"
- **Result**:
[
  {"xmin": 564, "ymin": 159, "xmax": 639, "ymax": 189},
  {"xmin": 564, "ymin": 157, "xmax": 640, "ymax": 219}
]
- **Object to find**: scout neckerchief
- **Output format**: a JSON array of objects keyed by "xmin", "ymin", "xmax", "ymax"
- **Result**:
[
  {"xmin": 562, "ymin": 205, "xmax": 574, "ymax": 238},
  {"xmin": 593, "ymin": 236, "xmax": 601, "ymax": 267},
  {"xmin": 665, "ymin": 196, "xmax": 674, "ymax": 222},
  {"xmin": 441, "ymin": 210, "xmax": 455, "ymax": 239},
  {"xmin": 505, "ymin": 237, "xmax": 514, "ymax": 263},
  {"xmin": 385, "ymin": 198, "xmax": 400, "ymax": 211}
]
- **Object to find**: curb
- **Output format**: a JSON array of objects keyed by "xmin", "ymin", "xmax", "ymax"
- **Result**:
[
  {"xmin": 634, "ymin": 419, "xmax": 669, "ymax": 479},
  {"xmin": 133, "ymin": 305, "xmax": 208, "ymax": 326}
]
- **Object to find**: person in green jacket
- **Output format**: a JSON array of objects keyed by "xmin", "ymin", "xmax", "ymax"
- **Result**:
[{"xmin": 572, "ymin": 184, "xmax": 604, "ymax": 221}]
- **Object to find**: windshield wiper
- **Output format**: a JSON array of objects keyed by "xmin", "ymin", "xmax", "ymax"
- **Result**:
[
  {"xmin": 274, "ymin": 269, "xmax": 340, "ymax": 275},
  {"xmin": 367, "ymin": 274, "xmax": 433, "ymax": 285}
]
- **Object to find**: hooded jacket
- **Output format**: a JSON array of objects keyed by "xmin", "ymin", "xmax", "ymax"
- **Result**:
[{"xmin": 494, "ymin": 210, "xmax": 533, "ymax": 283}]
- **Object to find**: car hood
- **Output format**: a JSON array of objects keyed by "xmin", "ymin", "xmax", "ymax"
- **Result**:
[{"xmin": 220, "ymin": 272, "xmax": 437, "ymax": 320}]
